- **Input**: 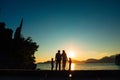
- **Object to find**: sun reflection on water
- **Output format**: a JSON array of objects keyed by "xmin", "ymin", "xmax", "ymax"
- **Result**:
[{"xmin": 71, "ymin": 63, "xmax": 75, "ymax": 70}]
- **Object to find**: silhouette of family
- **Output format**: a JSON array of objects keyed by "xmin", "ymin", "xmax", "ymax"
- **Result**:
[{"xmin": 51, "ymin": 50, "xmax": 72, "ymax": 71}]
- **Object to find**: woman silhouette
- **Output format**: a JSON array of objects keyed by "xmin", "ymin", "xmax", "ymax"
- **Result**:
[
  {"xmin": 55, "ymin": 50, "xmax": 61, "ymax": 70},
  {"xmin": 61, "ymin": 50, "xmax": 67, "ymax": 70}
]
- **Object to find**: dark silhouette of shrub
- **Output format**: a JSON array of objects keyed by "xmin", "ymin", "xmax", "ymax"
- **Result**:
[
  {"xmin": 115, "ymin": 54, "xmax": 120, "ymax": 65},
  {"xmin": 0, "ymin": 19, "xmax": 39, "ymax": 69}
]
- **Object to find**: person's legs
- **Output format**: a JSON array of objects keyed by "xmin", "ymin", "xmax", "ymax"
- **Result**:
[
  {"xmin": 62, "ymin": 61, "xmax": 64, "ymax": 70},
  {"xmin": 56, "ymin": 61, "xmax": 58, "ymax": 70},
  {"xmin": 64, "ymin": 61, "xmax": 66, "ymax": 70},
  {"xmin": 58, "ymin": 61, "xmax": 61, "ymax": 70},
  {"xmin": 69, "ymin": 63, "xmax": 71, "ymax": 70},
  {"xmin": 62, "ymin": 61, "xmax": 66, "ymax": 70},
  {"xmin": 51, "ymin": 64, "xmax": 54, "ymax": 70}
]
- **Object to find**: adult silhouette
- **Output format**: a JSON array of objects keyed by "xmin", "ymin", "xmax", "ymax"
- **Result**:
[
  {"xmin": 55, "ymin": 50, "xmax": 61, "ymax": 70},
  {"xmin": 61, "ymin": 50, "xmax": 67, "ymax": 70}
]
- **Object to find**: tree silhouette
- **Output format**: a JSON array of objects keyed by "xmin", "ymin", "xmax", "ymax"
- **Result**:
[
  {"xmin": 0, "ymin": 19, "xmax": 39, "ymax": 69},
  {"xmin": 13, "ymin": 37, "xmax": 39, "ymax": 69},
  {"xmin": 115, "ymin": 54, "xmax": 120, "ymax": 65},
  {"xmin": 0, "ymin": 22, "xmax": 13, "ymax": 69}
]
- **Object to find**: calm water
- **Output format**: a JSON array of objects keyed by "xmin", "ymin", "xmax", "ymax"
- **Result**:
[{"xmin": 37, "ymin": 63, "xmax": 120, "ymax": 70}]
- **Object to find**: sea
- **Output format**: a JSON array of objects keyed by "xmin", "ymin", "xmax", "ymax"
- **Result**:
[{"xmin": 37, "ymin": 63, "xmax": 120, "ymax": 70}]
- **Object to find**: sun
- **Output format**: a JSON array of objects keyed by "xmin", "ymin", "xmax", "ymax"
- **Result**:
[{"xmin": 68, "ymin": 51, "xmax": 75, "ymax": 58}]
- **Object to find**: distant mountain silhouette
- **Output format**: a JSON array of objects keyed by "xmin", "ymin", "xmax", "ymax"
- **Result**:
[
  {"xmin": 71, "ymin": 59, "xmax": 82, "ymax": 63},
  {"xmin": 77, "ymin": 54, "xmax": 115, "ymax": 63},
  {"xmin": 37, "ymin": 54, "xmax": 118, "ymax": 64},
  {"xmin": 84, "ymin": 54, "xmax": 116, "ymax": 63},
  {"xmin": 85, "ymin": 59, "xmax": 98, "ymax": 63},
  {"xmin": 37, "ymin": 59, "xmax": 81, "ymax": 64}
]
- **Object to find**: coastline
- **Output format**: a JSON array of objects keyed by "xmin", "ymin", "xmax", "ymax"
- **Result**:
[{"xmin": 0, "ymin": 70, "xmax": 120, "ymax": 80}]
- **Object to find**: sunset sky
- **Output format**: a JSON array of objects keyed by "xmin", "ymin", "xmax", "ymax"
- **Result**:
[{"xmin": 1, "ymin": 0, "xmax": 120, "ymax": 62}]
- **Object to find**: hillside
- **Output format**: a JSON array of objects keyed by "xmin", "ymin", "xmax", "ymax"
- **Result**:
[
  {"xmin": 37, "ymin": 59, "xmax": 81, "ymax": 64},
  {"xmin": 37, "ymin": 54, "xmax": 118, "ymax": 64},
  {"xmin": 85, "ymin": 54, "xmax": 116, "ymax": 63}
]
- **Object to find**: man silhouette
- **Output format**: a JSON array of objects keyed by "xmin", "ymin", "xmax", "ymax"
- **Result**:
[{"xmin": 55, "ymin": 50, "xmax": 61, "ymax": 70}]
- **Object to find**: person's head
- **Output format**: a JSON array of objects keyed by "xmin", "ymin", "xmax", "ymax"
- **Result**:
[
  {"xmin": 62, "ymin": 50, "xmax": 65, "ymax": 53},
  {"xmin": 51, "ymin": 58, "xmax": 54, "ymax": 61},
  {"xmin": 69, "ymin": 58, "xmax": 71, "ymax": 60},
  {"xmin": 58, "ymin": 50, "xmax": 60, "ymax": 53}
]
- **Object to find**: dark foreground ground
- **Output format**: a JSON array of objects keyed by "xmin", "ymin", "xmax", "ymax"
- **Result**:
[{"xmin": 0, "ymin": 70, "xmax": 120, "ymax": 80}]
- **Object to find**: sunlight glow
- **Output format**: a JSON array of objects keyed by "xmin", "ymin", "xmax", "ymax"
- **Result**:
[{"xmin": 68, "ymin": 51, "xmax": 75, "ymax": 58}]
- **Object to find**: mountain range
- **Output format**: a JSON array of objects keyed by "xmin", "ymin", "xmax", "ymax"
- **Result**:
[{"xmin": 37, "ymin": 54, "xmax": 118, "ymax": 64}]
